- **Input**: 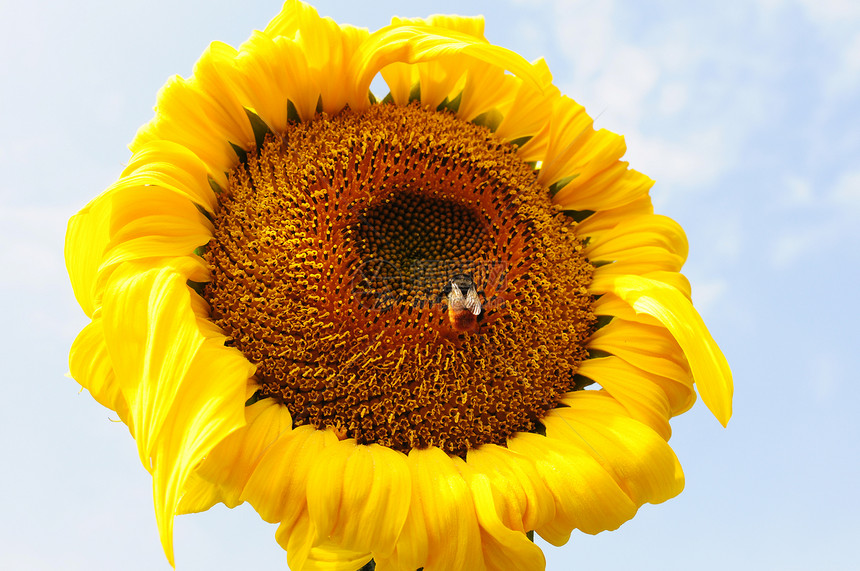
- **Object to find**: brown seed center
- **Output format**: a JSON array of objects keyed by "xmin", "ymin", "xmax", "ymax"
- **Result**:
[{"xmin": 203, "ymin": 103, "xmax": 596, "ymax": 456}]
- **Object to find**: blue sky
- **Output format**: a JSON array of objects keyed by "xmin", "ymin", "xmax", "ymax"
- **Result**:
[{"xmin": 1, "ymin": 0, "xmax": 858, "ymax": 569}]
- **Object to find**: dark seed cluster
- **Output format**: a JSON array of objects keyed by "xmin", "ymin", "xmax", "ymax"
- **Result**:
[{"xmin": 349, "ymin": 192, "xmax": 491, "ymax": 309}]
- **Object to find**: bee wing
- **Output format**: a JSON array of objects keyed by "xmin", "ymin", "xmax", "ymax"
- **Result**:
[
  {"xmin": 464, "ymin": 285, "xmax": 482, "ymax": 316},
  {"xmin": 448, "ymin": 282, "xmax": 466, "ymax": 310}
]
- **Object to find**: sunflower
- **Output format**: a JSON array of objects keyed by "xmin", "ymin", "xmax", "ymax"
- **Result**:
[{"xmin": 66, "ymin": 1, "xmax": 733, "ymax": 569}]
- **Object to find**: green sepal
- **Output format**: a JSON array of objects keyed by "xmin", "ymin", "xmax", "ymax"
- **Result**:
[
  {"xmin": 380, "ymin": 92, "xmax": 394, "ymax": 105},
  {"xmin": 548, "ymin": 174, "xmax": 578, "ymax": 197},
  {"xmin": 193, "ymin": 203, "xmax": 214, "ymax": 222},
  {"xmin": 471, "ymin": 108, "xmax": 503, "ymax": 132},
  {"xmin": 245, "ymin": 391, "xmax": 266, "ymax": 407},
  {"xmin": 408, "ymin": 83, "xmax": 421, "ymax": 103},
  {"xmin": 563, "ymin": 209, "xmax": 594, "ymax": 223},
  {"xmin": 244, "ymin": 108, "xmax": 272, "ymax": 150},
  {"xmin": 207, "ymin": 175, "xmax": 224, "ymax": 195},
  {"xmin": 436, "ymin": 91, "xmax": 462, "ymax": 114},
  {"xmin": 591, "ymin": 259, "xmax": 613, "ymax": 268},
  {"xmin": 507, "ymin": 135, "xmax": 532, "ymax": 148},
  {"xmin": 287, "ymin": 100, "xmax": 301, "ymax": 123},
  {"xmin": 187, "ymin": 280, "xmax": 206, "ymax": 296},
  {"xmin": 368, "ymin": 90, "xmax": 378, "ymax": 105},
  {"xmin": 572, "ymin": 374, "xmax": 595, "ymax": 391},
  {"xmin": 593, "ymin": 314, "xmax": 613, "ymax": 330},
  {"xmin": 587, "ymin": 348, "xmax": 613, "ymax": 359},
  {"xmin": 229, "ymin": 142, "xmax": 248, "ymax": 164}
]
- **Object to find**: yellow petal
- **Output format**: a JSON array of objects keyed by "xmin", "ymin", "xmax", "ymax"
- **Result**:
[
  {"xmin": 261, "ymin": 0, "xmax": 371, "ymax": 115},
  {"xmin": 306, "ymin": 442, "xmax": 411, "ymax": 558},
  {"xmin": 544, "ymin": 391, "xmax": 684, "ymax": 506},
  {"xmin": 588, "ymin": 318, "xmax": 696, "ymax": 416},
  {"xmin": 301, "ymin": 543, "xmax": 373, "ymax": 571},
  {"xmin": 610, "ymin": 275, "xmax": 733, "ymax": 425},
  {"xmin": 347, "ymin": 25, "xmax": 539, "ymax": 112},
  {"xmin": 416, "ymin": 14, "xmax": 486, "ymax": 38},
  {"xmin": 296, "ymin": 20, "xmax": 369, "ymax": 115},
  {"xmin": 131, "ymin": 73, "xmax": 246, "ymax": 177},
  {"xmin": 506, "ymin": 431, "xmax": 637, "ymax": 542},
  {"xmin": 553, "ymin": 162, "xmax": 654, "ymax": 212},
  {"xmin": 585, "ymin": 214, "xmax": 688, "ymax": 263},
  {"xmin": 252, "ymin": 426, "xmax": 337, "ymax": 571},
  {"xmin": 573, "ymin": 357, "xmax": 673, "ymax": 440},
  {"xmin": 398, "ymin": 447, "xmax": 485, "ymax": 571},
  {"xmin": 121, "ymin": 140, "xmax": 218, "ymax": 213},
  {"xmin": 379, "ymin": 61, "xmax": 416, "ymax": 105},
  {"xmin": 592, "ymin": 291, "xmax": 661, "ymax": 327},
  {"xmin": 279, "ymin": 514, "xmax": 317, "ymax": 571},
  {"xmin": 69, "ymin": 315, "xmax": 129, "ymax": 423},
  {"xmin": 466, "ymin": 444, "xmax": 556, "ymax": 533},
  {"xmin": 99, "ymin": 218, "xmax": 211, "ymax": 272},
  {"xmin": 455, "ymin": 61, "xmax": 510, "ymax": 122},
  {"xmin": 573, "ymin": 194, "xmax": 654, "ymax": 239},
  {"xmin": 536, "ymin": 96, "xmax": 636, "ymax": 209},
  {"xmin": 66, "ymin": 195, "xmax": 111, "ymax": 317},
  {"xmin": 460, "ymin": 464, "xmax": 546, "ymax": 571},
  {"xmin": 589, "ymin": 253, "xmax": 688, "ymax": 295},
  {"xmin": 264, "ymin": 0, "xmax": 323, "ymax": 38},
  {"xmin": 101, "ymin": 265, "xmax": 253, "ymax": 564},
  {"xmin": 531, "ymin": 95, "xmax": 592, "ymax": 188},
  {"xmin": 494, "ymin": 59, "xmax": 558, "ymax": 146},
  {"xmin": 93, "ymin": 184, "xmax": 212, "ymax": 283},
  {"xmin": 230, "ymin": 32, "xmax": 314, "ymax": 126},
  {"xmin": 178, "ymin": 398, "xmax": 292, "ymax": 514},
  {"xmin": 242, "ymin": 425, "xmax": 338, "ymax": 525},
  {"xmin": 387, "ymin": 16, "xmax": 483, "ymax": 109}
]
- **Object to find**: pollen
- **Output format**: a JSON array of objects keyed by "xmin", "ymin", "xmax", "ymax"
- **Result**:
[{"xmin": 203, "ymin": 103, "xmax": 596, "ymax": 456}]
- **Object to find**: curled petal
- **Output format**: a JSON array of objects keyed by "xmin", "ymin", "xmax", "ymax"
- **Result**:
[
  {"xmin": 65, "ymin": 195, "xmax": 111, "ymax": 317},
  {"xmin": 610, "ymin": 275, "xmax": 733, "ymax": 425},
  {"xmin": 69, "ymin": 316, "xmax": 129, "ymax": 423},
  {"xmin": 347, "ymin": 24, "xmax": 540, "ymax": 111},
  {"xmin": 101, "ymin": 265, "xmax": 253, "ymax": 564}
]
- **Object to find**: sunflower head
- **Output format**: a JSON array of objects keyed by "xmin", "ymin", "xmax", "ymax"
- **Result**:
[{"xmin": 67, "ymin": 1, "xmax": 732, "ymax": 569}]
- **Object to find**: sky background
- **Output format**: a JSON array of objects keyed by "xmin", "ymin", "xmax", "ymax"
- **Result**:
[{"xmin": 1, "ymin": 0, "xmax": 858, "ymax": 569}]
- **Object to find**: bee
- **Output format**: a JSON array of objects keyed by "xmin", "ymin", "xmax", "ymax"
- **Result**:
[{"xmin": 445, "ymin": 274, "xmax": 482, "ymax": 333}]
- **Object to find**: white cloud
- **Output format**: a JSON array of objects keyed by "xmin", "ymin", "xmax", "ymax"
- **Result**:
[
  {"xmin": 771, "ymin": 231, "xmax": 817, "ymax": 269},
  {"xmin": 769, "ymin": 169, "xmax": 860, "ymax": 268},
  {"xmin": 691, "ymin": 278, "xmax": 728, "ymax": 318},
  {"xmin": 830, "ymin": 169, "xmax": 860, "ymax": 207},
  {"xmin": 782, "ymin": 175, "xmax": 815, "ymax": 206},
  {"xmin": 0, "ymin": 204, "xmax": 74, "ymax": 290},
  {"xmin": 808, "ymin": 350, "xmax": 843, "ymax": 404},
  {"xmin": 544, "ymin": 0, "xmax": 781, "ymax": 192},
  {"xmin": 630, "ymin": 126, "xmax": 732, "ymax": 196},
  {"xmin": 795, "ymin": 0, "xmax": 860, "ymax": 25},
  {"xmin": 823, "ymin": 30, "xmax": 860, "ymax": 99}
]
